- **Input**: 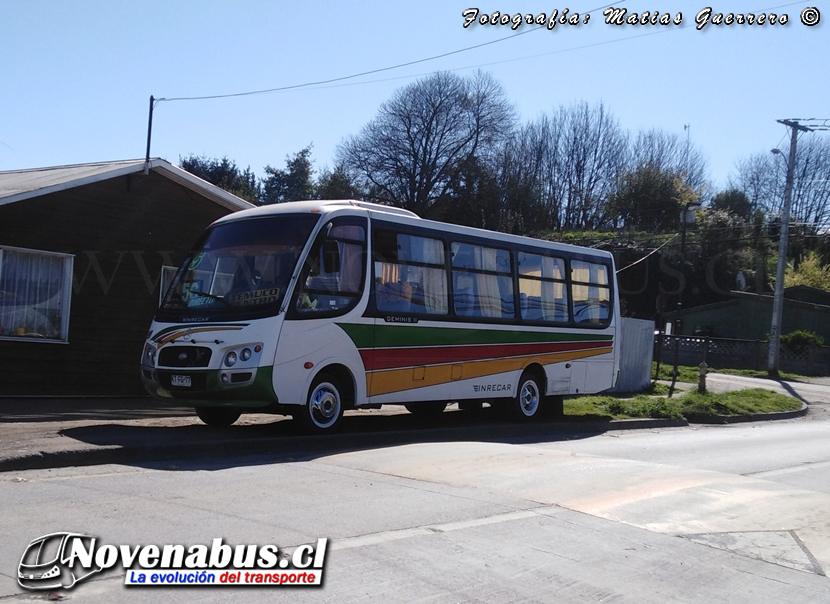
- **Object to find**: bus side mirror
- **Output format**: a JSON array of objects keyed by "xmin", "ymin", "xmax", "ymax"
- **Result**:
[{"xmin": 323, "ymin": 240, "xmax": 341, "ymax": 274}]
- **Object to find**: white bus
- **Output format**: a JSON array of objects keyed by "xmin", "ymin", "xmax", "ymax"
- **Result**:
[{"xmin": 141, "ymin": 200, "xmax": 620, "ymax": 431}]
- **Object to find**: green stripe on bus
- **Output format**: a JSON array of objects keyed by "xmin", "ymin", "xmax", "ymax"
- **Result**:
[{"xmin": 336, "ymin": 323, "xmax": 612, "ymax": 349}]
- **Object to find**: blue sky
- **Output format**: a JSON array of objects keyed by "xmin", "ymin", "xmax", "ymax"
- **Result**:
[{"xmin": 1, "ymin": 1, "xmax": 826, "ymax": 193}]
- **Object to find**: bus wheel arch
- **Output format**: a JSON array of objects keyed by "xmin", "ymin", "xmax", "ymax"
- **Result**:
[{"xmin": 317, "ymin": 363, "xmax": 356, "ymax": 409}]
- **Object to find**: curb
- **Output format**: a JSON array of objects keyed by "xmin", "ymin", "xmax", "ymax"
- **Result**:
[
  {"xmin": 0, "ymin": 417, "xmax": 688, "ymax": 473},
  {"xmin": 2, "ymin": 403, "xmax": 808, "ymax": 474},
  {"xmin": 684, "ymin": 402, "xmax": 810, "ymax": 424}
]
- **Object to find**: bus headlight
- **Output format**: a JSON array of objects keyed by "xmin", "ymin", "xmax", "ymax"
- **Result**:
[
  {"xmin": 142, "ymin": 343, "xmax": 157, "ymax": 366},
  {"xmin": 241, "ymin": 348, "xmax": 252, "ymax": 362},
  {"xmin": 224, "ymin": 351, "xmax": 238, "ymax": 367}
]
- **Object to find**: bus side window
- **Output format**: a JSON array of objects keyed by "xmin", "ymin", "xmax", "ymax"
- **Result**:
[
  {"xmin": 373, "ymin": 229, "xmax": 448, "ymax": 316},
  {"xmin": 451, "ymin": 242, "xmax": 514, "ymax": 319},
  {"xmin": 571, "ymin": 260, "xmax": 611, "ymax": 326}
]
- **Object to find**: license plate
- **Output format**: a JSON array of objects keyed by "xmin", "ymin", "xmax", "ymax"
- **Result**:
[{"xmin": 171, "ymin": 374, "xmax": 192, "ymax": 388}]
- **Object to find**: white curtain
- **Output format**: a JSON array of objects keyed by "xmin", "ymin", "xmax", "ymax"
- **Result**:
[
  {"xmin": 419, "ymin": 237, "xmax": 447, "ymax": 314},
  {"xmin": 474, "ymin": 246, "xmax": 501, "ymax": 317}
]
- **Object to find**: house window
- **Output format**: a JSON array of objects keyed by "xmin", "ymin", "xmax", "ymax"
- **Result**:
[{"xmin": 0, "ymin": 246, "xmax": 74, "ymax": 343}]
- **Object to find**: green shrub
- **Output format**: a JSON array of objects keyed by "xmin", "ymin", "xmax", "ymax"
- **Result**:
[{"xmin": 780, "ymin": 330, "xmax": 824, "ymax": 353}]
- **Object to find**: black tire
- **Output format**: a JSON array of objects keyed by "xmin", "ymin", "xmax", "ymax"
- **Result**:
[
  {"xmin": 195, "ymin": 406, "xmax": 241, "ymax": 427},
  {"xmin": 513, "ymin": 371, "xmax": 544, "ymax": 421},
  {"xmin": 404, "ymin": 401, "xmax": 447, "ymax": 415},
  {"xmin": 297, "ymin": 373, "xmax": 345, "ymax": 433}
]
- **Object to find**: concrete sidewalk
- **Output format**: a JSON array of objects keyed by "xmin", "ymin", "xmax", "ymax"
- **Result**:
[{"xmin": 0, "ymin": 373, "xmax": 825, "ymax": 473}]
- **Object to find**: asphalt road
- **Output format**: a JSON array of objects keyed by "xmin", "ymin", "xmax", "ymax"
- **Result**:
[{"xmin": 2, "ymin": 405, "xmax": 830, "ymax": 603}]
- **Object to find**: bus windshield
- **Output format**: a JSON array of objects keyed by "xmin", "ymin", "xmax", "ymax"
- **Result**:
[{"xmin": 159, "ymin": 214, "xmax": 320, "ymax": 319}]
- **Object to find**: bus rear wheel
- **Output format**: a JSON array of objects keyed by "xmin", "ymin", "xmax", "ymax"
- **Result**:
[
  {"xmin": 195, "ymin": 406, "xmax": 241, "ymax": 427},
  {"xmin": 297, "ymin": 373, "xmax": 344, "ymax": 433},
  {"xmin": 513, "ymin": 371, "xmax": 544, "ymax": 421}
]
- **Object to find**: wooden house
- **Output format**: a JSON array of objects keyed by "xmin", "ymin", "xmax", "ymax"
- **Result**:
[{"xmin": 0, "ymin": 159, "xmax": 252, "ymax": 395}]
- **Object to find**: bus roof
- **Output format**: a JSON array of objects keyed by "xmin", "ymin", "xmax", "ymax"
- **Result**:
[
  {"xmin": 212, "ymin": 199, "xmax": 418, "ymax": 224},
  {"xmin": 212, "ymin": 199, "xmax": 613, "ymax": 261}
]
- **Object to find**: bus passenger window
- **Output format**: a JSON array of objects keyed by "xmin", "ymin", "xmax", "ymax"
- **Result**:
[
  {"xmin": 571, "ymin": 260, "xmax": 611, "ymax": 326},
  {"xmin": 451, "ymin": 242, "xmax": 514, "ymax": 320},
  {"xmin": 373, "ymin": 230, "xmax": 447, "ymax": 316},
  {"xmin": 518, "ymin": 253, "xmax": 568, "ymax": 323}
]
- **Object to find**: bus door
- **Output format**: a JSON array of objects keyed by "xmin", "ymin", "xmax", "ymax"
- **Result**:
[{"xmin": 280, "ymin": 216, "xmax": 370, "ymax": 401}]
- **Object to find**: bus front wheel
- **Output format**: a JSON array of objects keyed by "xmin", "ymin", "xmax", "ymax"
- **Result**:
[
  {"xmin": 195, "ymin": 406, "xmax": 241, "ymax": 427},
  {"xmin": 297, "ymin": 373, "xmax": 344, "ymax": 433},
  {"xmin": 513, "ymin": 371, "xmax": 544, "ymax": 421}
]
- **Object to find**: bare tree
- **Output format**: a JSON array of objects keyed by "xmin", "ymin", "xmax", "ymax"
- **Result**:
[
  {"xmin": 733, "ymin": 153, "xmax": 777, "ymax": 215},
  {"xmin": 556, "ymin": 102, "xmax": 627, "ymax": 230},
  {"xmin": 496, "ymin": 120, "xmax": 551, "ymax": 234},
  {"xmin": 629, "ymin": 128, "xmax": 709, "ymax": 197},
  {"xmin": 336, "ymin": 71, "xmax": 515, "ymax": 216},
  {"xmin": 497, "ymin": 102, "xmax": 626, "ymax": 233},
  {"xmin": 735, "ymin": 136, "xmax": 830, "ymax": 231}
]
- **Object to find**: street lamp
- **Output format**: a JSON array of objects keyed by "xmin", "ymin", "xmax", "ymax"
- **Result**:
[{"xmin": 668, "ymin": 200, "xmax": 702, "ymax": 397}]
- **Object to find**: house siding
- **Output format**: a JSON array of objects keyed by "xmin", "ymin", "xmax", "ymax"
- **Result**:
[
  {"xmin": 670, "ymin": 293, "xmax": 830, "ymax": 342},
  {"xmin": 0, "ymin": 171, "xmax": 233, "ymax": 395}
]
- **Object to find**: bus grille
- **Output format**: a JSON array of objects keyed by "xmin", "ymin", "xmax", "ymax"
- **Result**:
[{"xmin": 158, "ymin": 346, "xmax": 212, "ymax": 368}]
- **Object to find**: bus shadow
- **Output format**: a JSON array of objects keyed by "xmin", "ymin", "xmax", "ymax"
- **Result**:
[{"xmin": 57, "ymin": 407, "xmax": 619, "ymax": 472}]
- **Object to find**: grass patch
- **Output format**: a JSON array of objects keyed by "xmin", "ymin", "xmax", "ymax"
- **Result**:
[
  {"xmin": 646, "ymin": 381, "xmax": 671, "ymax": 396},
  {"xmin": 563, "ymin": 396, "xmax": 614, "ymax": 419},
  {"xmin": 565, "ymin": 394, "xmax": 682, "ymax": 420},
  {"xmin": 706, "ymin": 367, "xmax": 808, "ymax": 381},
  {"xmin": 652, "ymin": 363, "xmax": 700, "ymax": 383},
  {"xmin": 652, "ymin": 362, "xmax": 809, "ymax": 383},
  {"xmin": 678, "ymin": 388, "xmax": 801, "ymax": 417},
  {"xmin": 564, "ymin": 387, "xmax": 801, "ymax": 421}
]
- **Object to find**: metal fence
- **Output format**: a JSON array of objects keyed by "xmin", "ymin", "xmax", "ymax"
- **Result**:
[{"xmin": 654, "ymin": 335, "xmax": 830, "ymax": 376}]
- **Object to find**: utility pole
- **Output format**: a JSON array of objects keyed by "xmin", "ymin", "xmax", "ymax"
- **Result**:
[
  {"xmin": 767, "ymin": 119, "xmax": 811, "ymax": 378},
  {"xmin": 144, "ymin": 95, "xmax": 156, "ymax": 175},
  {"xmin": 668, "ymin": 201, "xmax": 701, "ymax": 398}
]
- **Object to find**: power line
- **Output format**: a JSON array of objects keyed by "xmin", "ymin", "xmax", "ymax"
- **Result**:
[
  {"xmin": 615, "ymin": 234, "xmax": 679, "ymax": 273},
  {"xmin": 157, "ymin": 31, "xmax": 538, "ymax": 103},
  {"xmin": 144, "ymin": 1, "xmax": 813, "ymax": 165}
]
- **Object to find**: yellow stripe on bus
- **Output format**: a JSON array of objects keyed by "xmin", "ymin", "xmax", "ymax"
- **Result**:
[{"xmin": 366, "ymin": 346, "xmax": 612, "ymax": 397}]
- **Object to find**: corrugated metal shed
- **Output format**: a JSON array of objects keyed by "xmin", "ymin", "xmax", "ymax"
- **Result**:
[
  {"xmin": 0, "ymin": 158, "xmax": 253, "ymax": 212},
  {"xmin": 612, "ymin": 318, "xmax": 655, "ymax": 393}
]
